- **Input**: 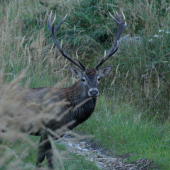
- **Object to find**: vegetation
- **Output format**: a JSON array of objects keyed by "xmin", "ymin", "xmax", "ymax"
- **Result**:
[
  {"xmin": 0, "ymin": 0, "xmax": 169, "ymax": 169},
  {"xmin": 76, "ymin": 96, "xmax": 170, "ymax": 169}
]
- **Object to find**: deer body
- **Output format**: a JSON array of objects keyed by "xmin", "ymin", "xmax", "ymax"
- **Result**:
[
  {"xmin": 23, "ymin": 74, "xmax": 98, "ymax": 133},
  {"xmin": 23, "ymin": 69, "xmax": 102, "ymax": 168},
  {"xmin": 20, "ymin": 11, "xmax": 126, "ymax": 169}
]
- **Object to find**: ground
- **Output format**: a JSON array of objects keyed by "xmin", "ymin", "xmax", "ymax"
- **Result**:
[{"xmin": 57, "ymin": 135, "xmax": 157, "ymax": 170}]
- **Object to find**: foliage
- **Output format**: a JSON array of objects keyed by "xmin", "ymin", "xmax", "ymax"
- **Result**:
[
  {"xmin": 76, "ymin": 96, "xmax": 170, "ymax": 169},
  {"xmin": 0, "ymin": 0, "xmax": 170, "ymax": 169},
  {"xmin": 1, "ymin": 0, "xmax": 170, "ymax": 120}
]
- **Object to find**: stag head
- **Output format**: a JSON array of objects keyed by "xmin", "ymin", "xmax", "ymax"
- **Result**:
[{"xmin": 47, "ymin": 11, "xmax": 126, "ymax": 97}]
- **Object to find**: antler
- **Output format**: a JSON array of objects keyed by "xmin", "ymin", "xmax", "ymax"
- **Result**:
[
  {"xmin": 95, "ymin": 11, "xmax": 127, "ymax": 70},
  {"xmin": 47, "ymin": 11, "xmax": 85, "ymax": 71}
]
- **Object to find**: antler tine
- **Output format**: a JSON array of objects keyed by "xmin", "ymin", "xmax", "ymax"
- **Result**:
[
  {"xmin": 95, "ymin": 11, "xmax": 126, "ymax": 70},
  {"xmin": 47, "ymin": 12, "xmax": 85, "ymax": 71},
  {"xmin": 47, "ymin": 11, "xmax": 53, "ymax": 33},
  {"xmin": 122, "ymin": 11, "xmax": 126, "ymax": 21}
]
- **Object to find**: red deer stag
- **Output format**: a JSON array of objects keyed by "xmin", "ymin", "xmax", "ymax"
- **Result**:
[{"xmin": 23, "ymin": 11, "xmax": 126, "ymax": 169}]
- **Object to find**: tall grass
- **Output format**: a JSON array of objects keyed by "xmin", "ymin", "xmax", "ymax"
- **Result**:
[
  {"xmin": 76, "ymin": 96, "xmax": 170, "ymax": 169},
  {"xmin": 0, "ymin": 0, "xmax": 99, "ymax": 169},
  {"xmin": 0, "ymin": 0, "xmax": 170, "ymax": 169},
  {"xmin": 1, "ymin": 0, "xmax": 170, "ymax": 121}
]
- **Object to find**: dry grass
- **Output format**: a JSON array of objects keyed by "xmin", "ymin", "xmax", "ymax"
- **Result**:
[
  {"xmin": 0, "ymin": 66, "xmax": 91, "ymax": 169},
  {"xmin": 0, "ymin": 1, "xmax": 87, "ymax": 169},
  {"xmin": 0, "ymin": 0, "xmax": 170, "ymax": 169}
]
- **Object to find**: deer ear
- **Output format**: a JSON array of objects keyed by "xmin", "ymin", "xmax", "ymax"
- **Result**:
[
  {"xmin": 70, "ymin": 66, "xmax": 82, "ymax": 78},
  {"xmin": 98, "ymin": 66, "xmax": 112, "ymax": 77}
]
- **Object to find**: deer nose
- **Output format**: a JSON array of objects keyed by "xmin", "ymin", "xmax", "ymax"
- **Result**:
[{"xmin": 88, "ymin": 88, "xmax": 99, "ymax": 97}]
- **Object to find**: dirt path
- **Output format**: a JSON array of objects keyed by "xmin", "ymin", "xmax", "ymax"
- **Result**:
[{"xmin": 57, "ymin": 135, "xmax": 156, "ymax": 170}]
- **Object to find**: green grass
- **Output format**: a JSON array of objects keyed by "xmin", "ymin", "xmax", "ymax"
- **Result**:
[
  {"xmin": 75, "ymin": 96, "xmax": 170, "ymax": 169},
  {"xmin": 1, "ymin": 136, "xmax": 99, "ymax": 170},
  {"xmin": 5, "ymin": 95, "xmax": 169, "ymax": 169},
  {"xmin": 0, "ymin": 0, "xmax": 170, "ymax": 169}
]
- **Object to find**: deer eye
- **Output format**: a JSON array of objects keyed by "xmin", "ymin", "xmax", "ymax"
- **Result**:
[
  {"xmin": 97, "ymin": 77, "xmax": 101, "ymax": 81},
  {"xmin": 81, "ymin": 77, "xmax": 86, "ymax": 82}
]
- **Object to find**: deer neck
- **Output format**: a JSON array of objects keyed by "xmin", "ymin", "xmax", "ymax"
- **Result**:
[
  {"xmin": 68, "ymin": 80, "xmax": 96, "ymax": 106},
  {"xmin": 64, "ymin": 80, "xmax": 97, "ymax": 128}
]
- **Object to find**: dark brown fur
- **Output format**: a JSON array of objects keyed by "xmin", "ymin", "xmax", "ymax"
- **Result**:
[{"xmin": 23, "ymin": 69, "xmax": 98, "ymax": 168}]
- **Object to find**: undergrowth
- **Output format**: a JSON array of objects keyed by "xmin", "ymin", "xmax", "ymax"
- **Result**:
[
  {"xmin": 0, "ymin": 0, "xmax": 170, "ymax": 120},
  {"xmin": 76, "ymin": 96, "xmax": 170, "ymax": 169},
  {"xmin": 0, "ymin": 0, "xmax": 170, "ymax": 169}
]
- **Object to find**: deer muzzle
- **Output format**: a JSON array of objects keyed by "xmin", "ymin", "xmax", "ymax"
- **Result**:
[{"xmin": 88, "ymin": 88, "xmax": 99, "ymax": 97}]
